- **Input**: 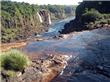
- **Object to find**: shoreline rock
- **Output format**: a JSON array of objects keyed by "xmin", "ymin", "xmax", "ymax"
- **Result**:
[
  {"xmin": 1, "ymin": 54, "xmax": 72, "ymax": 82},
  {"xmin": 1, "ymin": 37, "xmax": 45, "ymax": 52}
]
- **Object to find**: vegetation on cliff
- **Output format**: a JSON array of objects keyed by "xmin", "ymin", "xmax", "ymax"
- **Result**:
[
  {"xmin": 81, "ymin": 8, "xmax": 110, "ymax": 29},
  {"xmin": 1, "ymin": 1, "xmax": 42, "ymax": 43},
  {"xmin": 61, "ymin": 1, "xmax": 110, "ymax": 34},
  {"xmin": 1, "ymin": 1, "xmax": 76, "ymax": 43}
]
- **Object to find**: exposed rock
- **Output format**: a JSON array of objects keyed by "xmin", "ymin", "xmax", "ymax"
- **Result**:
[
  {"xmin": 1, "ymin": 41, "xmax": 27, "ymax": 52},
  {"xmin": 1, "ymin": 37, "xmax": 46, "ymax": 52},
  {"xmin": 1, "ymin": 54, "xmax": 71, "ymax": 82},
  {"xmin": 60, "ymin": 1, "xmax": 110, "ymax": 34},
  {"xmin": 51, "ymin": 28, "xmax": 110, "ymax": 82},
  {"xmin": 39, "ymin": 9, "xmax": 52, "ymax": 25}
]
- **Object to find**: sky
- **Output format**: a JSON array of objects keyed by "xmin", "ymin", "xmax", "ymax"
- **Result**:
[{"xmin": 11, "ymin": 0, "xmax": 83, "ymax": 5}]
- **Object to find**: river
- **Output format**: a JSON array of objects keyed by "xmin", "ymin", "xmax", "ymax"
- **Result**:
[
  {"xmin": 41, "ymin": 16, "xmax": 75, "ymax": 37},
  {"xmin": 22, "ymin": 17, "xmax": 110, "ymax": 82}
]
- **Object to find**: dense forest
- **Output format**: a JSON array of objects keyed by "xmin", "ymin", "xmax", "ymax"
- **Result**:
[{"xmin": 1, "ymin": 1, "xmax": 76, "ymax": 43}]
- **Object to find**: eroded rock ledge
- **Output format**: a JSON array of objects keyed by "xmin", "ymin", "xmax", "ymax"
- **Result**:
[{"xmin": 1, "ymin": 54, "xmax": 72, "ymax": 82}]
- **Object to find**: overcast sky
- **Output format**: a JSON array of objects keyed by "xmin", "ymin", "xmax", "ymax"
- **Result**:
[{"xmin": 11, "ymin": 0, "xmax": 83, "ymax": 5}]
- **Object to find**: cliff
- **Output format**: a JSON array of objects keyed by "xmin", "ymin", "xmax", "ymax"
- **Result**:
[
  {"xmin": 1, "ymin": 1, "xmax": 76, "ymax": 43},
  {"xmin": 60, "ymin": 1, "xmax": 110, "ymax": 34},
  {"xmin": 1, "ymin": 1, "xmax": 46, "ymax": 43}
]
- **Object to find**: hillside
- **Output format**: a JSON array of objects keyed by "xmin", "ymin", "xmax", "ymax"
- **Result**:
[
  {"xmin": 1, "ymin": 1, "xmax": 76, "ymax": 43},
  {"xmin": 60, "ymin": 1, "xmax": 110, "ymax": 34}
]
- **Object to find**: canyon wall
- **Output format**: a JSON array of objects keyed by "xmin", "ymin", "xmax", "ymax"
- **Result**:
[
  {"xmin": 1, "ymin": 1, "xmax": 76, "ymax": 43},
  {"xmin": 60, "ymin": 1, "xmax": 110, "ymax": 34},
  {"xmin": 39, "ymin": 10, "xmax": 52, "ymax": 25},
  {"xmin": 1, "ymin": 1, "xmax": 42, "ymax": 43}
]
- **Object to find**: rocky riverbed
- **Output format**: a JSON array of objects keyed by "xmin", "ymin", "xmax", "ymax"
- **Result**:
[
  {"xmin": 21, "ymin": 27, "xmax": 110, "ymax": 82},
  {"xmin": 1, "ymin": 54, "xmax": 72, "ymax": 82},
  {"xmin": 1, "ymin": 27, "xmax": 110, "ymax": 82}
]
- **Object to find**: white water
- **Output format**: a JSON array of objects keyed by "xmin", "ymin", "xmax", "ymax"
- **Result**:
[
  {"xmin": 48, "ymin": 13, "xmax": 52, "ymax": 25},
  {"xmin": 41, "ymin": 16, "xmax": 75, "ymax": 37},
  {"xmin": 37, "ymin": 12, "xmax": 43, "ymax": 23}
]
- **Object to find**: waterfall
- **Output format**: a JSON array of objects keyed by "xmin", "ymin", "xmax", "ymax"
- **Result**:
[
  {"xmin": 37, "ymin": 12, "xmax": 43, "ymax": 23},
  {"xmin": 37, "ymin": 10, "xmax": 52, "ymax": 25},
  {"xmin": 48, "ymin": 13, "xmax": 52, "ymax": 25}
]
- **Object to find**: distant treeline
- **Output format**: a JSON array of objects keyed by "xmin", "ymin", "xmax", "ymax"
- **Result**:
[
  {"xmin": 1, "ymin": 1, "xmax": 77, "ymax": 43},
  {"xmin": 39, "ymin": 4, "xmax": 77, "ymax": 19}
]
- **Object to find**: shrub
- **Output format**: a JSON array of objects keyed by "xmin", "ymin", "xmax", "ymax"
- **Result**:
[
  {"xmin": 99, "ymin": 20, "xmax": 108, "ymax": 24},
  {"xmin": 107, "ymin": 19, "xmax": 110, "ymax": 24},
  {"xmin": 0, "ymin": 49, "xmax": 30, "ymax": 71},
  {"xmin": 81, "ymin": 9, "xmax": 102, "ymax": 23},
  {"xmin": 103, "ymin": 14, "xmax": 110, "ymax": 19},
  {"xmin": 5, "ymin": 70, "xmax": 16, "ymax": 77}
]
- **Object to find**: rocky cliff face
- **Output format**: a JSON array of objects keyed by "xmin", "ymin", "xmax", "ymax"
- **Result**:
[
  {"xmin": 1, "ymin": 1, "xmax": 76, "ymax": 43},
  {"xmin": 76, "ymin": 1, "xmax": 110, "ymax": 20},
  {"xmin": 60, "ymin": 1, "xmax": 110, "ymax": 34},
  {"xmin": 1, "ymin": 12, "xmax": 49, "ymax": 42},
  {"xmin": 38, "ymin": 10, "xmax": 52, "ymax": 25},
  {"xmin": 1, "ymin": 1, "xmax": 52, "ymax": 43}
]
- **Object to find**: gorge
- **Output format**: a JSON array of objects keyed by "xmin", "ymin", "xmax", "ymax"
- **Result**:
[
  {"xmin": 1, "ymin": 1, "xmax": 76, "ymax": 43},
  {"xmin": 61, "ymin": 1, "xmax": 110, "ymax": 33},
  {"xmin": 1, "ymin": 1, "xmax": 110, "ymax": 82}
]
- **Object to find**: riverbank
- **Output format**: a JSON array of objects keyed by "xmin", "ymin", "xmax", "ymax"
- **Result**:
[
  {"xmin": 1, "ymin": 54, "xmax": 72, "ymax": 82},
  {"xmin": 1, "ymin": 16, "xmax": 75, "ymax": 52},
  {"xmin": 0, "ymin": 31, "xmax": 80, "ymax": 52}
]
